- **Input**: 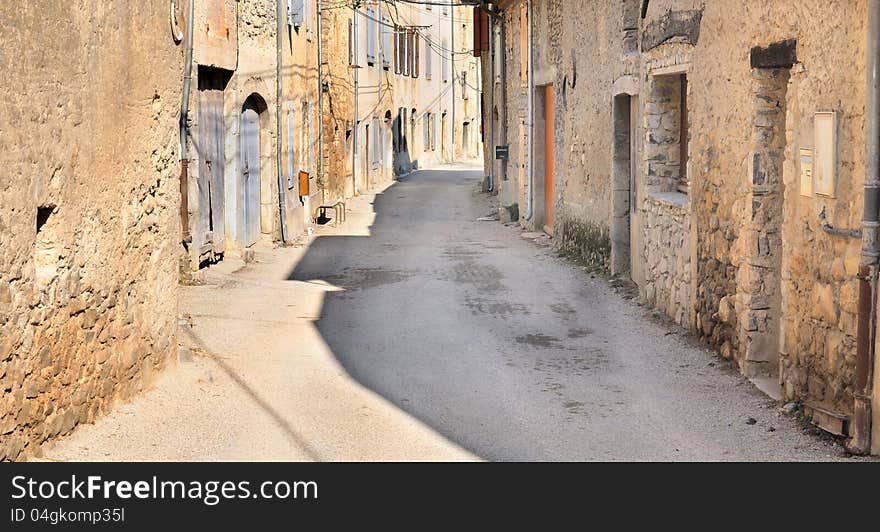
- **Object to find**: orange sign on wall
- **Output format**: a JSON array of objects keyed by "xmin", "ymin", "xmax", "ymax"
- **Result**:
[{"xmin": 298, "ymin": 170, "xmax": 310, "ymax": 197}]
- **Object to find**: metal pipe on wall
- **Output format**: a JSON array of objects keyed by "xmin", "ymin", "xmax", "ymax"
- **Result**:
[
  {"xmin": 524, "ymin": 0, "xmax": 534, "ymax": 222},
  {"xmin": 276, "ymin": 0, "xmax": 289, "ymax": 242},
  {"xmin": 178, "ymin": 0, "xmax": 195, "ymax": 245},
  {"xmin": 487, "ymin": 10, "xmax": 494, "ymax": 193},
  {"xmin": 851, "ymin": 0, "xmax": 880, "ymax": 455},
  {"xmin": 317, "ymin": 0, "xmax": 326, "ymax": 205},
  {"xmin": 352, "ymin": 0, "xmax": 359, "ymax": 196}
]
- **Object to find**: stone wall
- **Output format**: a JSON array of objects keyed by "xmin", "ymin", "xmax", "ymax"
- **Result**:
[
  {"xmin": 643, "ymin": 194, "xmax": 693, "ymax": 327},
  {"xmin": 0, "ymin": 1, "xmax": 182, "ymax": 460},
  {"xmin": 488, "ymin": 0, "xmax": 870, "ymax": 422}
]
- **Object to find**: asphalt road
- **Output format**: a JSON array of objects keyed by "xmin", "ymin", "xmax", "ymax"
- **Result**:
[{"xmin": 290, "ymin": 165, "xmax": 852, "ymax": 461}]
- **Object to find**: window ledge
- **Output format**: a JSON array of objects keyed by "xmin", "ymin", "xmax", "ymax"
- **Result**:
[{"xmin": 647, "ymin": 190, "xmax": 689, "ymax": 210}]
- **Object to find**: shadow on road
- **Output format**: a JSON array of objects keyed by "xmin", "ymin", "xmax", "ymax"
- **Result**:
[{"xmin": 286, "ymin": 168, "xmax": 490, "ymax": 458}]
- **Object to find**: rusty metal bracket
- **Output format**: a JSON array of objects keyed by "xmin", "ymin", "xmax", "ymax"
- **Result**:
[{"xmin": 819, "ymin": 206, "xmax": 861, "ymax": 238}]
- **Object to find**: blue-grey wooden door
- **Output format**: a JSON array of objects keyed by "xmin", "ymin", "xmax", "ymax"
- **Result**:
[
  {"xmin": 240, "ymin": 103, "xmax": 261, "ymax": 248},
  {"xmin": 197, "ymin": 78, "xmax": 227, "ymax": 257}
]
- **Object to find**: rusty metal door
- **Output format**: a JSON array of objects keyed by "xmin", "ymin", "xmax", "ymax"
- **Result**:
[
  {"xmin": 543, "ymin": 84, "xmax": 555, "ymax": 234},
  {"xmin": 197, "ymin": 71, "xmax": 227, "ymax": 259},
  {"xmin": 240, "ymin": 101, "xmax": 261, "ymax": 248}
]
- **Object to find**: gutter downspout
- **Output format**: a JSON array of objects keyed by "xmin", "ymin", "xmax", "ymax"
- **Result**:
[
  {"xmin": 524, "ymin": 0, "xmax": 534, "ymax": 222},
  {"xmin": 179, "ymin": 0, "xmax": 195, "ymax": 245},
  {"xmin": 317, "ymin": 0, "xmax": 326, "ymax": 205},
  {"xmin": 486, "ymin": 6, "xmax": 494, "ymax": 193},
  {"xmin": 276, "ymin": 0, "xmax": 289, "ymax": 243},
  {"xmin": 352, "ymin": 1, "xmax": 359, "ymax": 195},
  {"xmin": 451, "ymin": 6, "xmax": 456, "ymax": 161},
  {"xmin": 850, "ymin": 0, "xmax": 880, "ymax": 455}
]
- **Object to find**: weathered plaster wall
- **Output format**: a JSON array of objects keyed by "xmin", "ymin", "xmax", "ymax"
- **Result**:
[{"xmin": 0, "ymin": 1, "xmax": 182, "ymax": 460}]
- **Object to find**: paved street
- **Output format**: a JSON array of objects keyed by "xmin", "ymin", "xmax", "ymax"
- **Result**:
[{"xmin": 46, "ymin": 164, "xmax": 857, "ymax": 461}]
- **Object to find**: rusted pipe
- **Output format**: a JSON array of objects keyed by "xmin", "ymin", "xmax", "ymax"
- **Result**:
[
  {"xmin": 849, "ymin": 0, "xmax": 880, "ymax": 455},
  {"xmin": 180, "ymin": 160, "xmax": 191, "ymax": 244},
  {"xmin": 179, "ymin": 0, "xmax": 194, "ymax": 245},
  {"xmin": 819, "ymin": 206, "xmax": 861, "ymax": 238}
]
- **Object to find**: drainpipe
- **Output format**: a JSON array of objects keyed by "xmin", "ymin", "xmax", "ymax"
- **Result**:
[
  {"xmin": 276, "ymin": 0, "xmax": 289, "ymax": 242},
  {"xmin": 178, "ymin": 0, "xmax": 195, "ymax": 245},
  {"xmin": 352, "ymin": 1, "xmax": 359, "ymax": 195},
  {"xmin": 317, "ymin": 0, "xmax": 326, "ymax": 205},
  {"xmin": 487, "ymin": 10, "xmax": 494, "ymax": 193},
  {"xmin": 850, "ymin": 0, "xmax": 880, "ymax": 455},
  {"xmin": 524, "ymin": 0, "xmax": 535, "ymax": 222},
  {"xmin": 451, "ymin": 5, "xmax": 456, "ymax": 161}
]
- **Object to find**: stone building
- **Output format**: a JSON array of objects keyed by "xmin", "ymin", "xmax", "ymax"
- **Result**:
[
  {"xmin": 0, "ymin": 1, "xmax": 183, "ymax": 460},
  {"xmin": 183, "ymin": 0, "xmax": 320, "ymax": 269},
  {"xmin": 480, "ymin": 0, "xmax": 880, "ymax": 454},
  {"xmin": 320, "ymin": 1, "xmax": 482, "ymax": 203}
]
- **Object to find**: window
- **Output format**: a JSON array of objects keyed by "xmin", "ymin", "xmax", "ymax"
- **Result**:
[
  {"xmin": 288, "ymin": 0, "xmax": 304, "ymax": 27},
  {"xmin": 431, "ymin": 114, "xmax": 436, "ymax": 151},
  {"xmin": 382, "ymin": 15, "xmax": 392, "ymax": 69},
  {"xmin": 403, "ymin": 29, "xmax": 411, "ymax": 76},
  {"xmin": 395, "ymin": 26, "xmax": 404, "ymax": 75},
  {"xmin": 304, "ymin": 0, "xmax": 313, "ymax": 41},
  {"xmin": 461, "ymin": 71, "xmax": 468, "ymax": 99},
  {"xmin": 372, "ymin": 116, "xmax": 381, "ymax": 169},
  {"xmin": 441, "ymin": 39, "xmax": 449, "ymax": 82},
  {"xmin": 424, "ymin": 113, "xmax": 431, "ymax": 149},
  {"xmin": 412, "ymin": 31, "xmax": 420, "ymax": 78},
  {"xmin": 366, "ymin": 6, "xmax": 375, "ymax": 65},
  {"xmin": 425, "ymin": 38, "xmax": 433, "ymax": 80},
  {"xmin": 348, "ymin": 19, "xmax": 354, "ymax": 65},
  {"xmin": 646, "ymin": 72, "xmax": 689, "ymax": 194}
]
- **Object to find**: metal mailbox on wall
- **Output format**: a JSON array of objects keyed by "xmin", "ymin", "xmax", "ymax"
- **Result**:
[{"xmin": 813, "ymin": 111, "xmax": 838, "ymax": 197}]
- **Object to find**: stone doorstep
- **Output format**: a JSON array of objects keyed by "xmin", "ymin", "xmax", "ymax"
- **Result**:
[{"xmin": 749, "ymin": 375, "xmax": 783, "ymax": 401}]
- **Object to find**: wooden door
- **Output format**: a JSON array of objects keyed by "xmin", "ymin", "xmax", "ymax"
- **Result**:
[
  {"xmin": 543, "ymin": 84, "xmax": 555, "ymax": 234},
  {"xmin": 240, "ymin": 102, "xmax": 261, "ymax": 248},
  {"xmin": 197, "ymin": 74, "xmax": 227, "ymax": 258}
]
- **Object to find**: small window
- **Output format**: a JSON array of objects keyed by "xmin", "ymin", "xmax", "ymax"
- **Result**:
[{"xmin": 646, "ymin": 72, "xmax": 689, "ymax": 194}]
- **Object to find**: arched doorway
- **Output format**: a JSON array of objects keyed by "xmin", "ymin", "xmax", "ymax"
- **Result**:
[{"xmin": 240, "ymin": 95, "xmax": 266, "ymax": 248}]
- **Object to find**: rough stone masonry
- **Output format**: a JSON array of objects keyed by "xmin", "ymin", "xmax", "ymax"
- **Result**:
[{"xmin": 0, "ymin": 1, "xmax": 182, "ymax": 460}]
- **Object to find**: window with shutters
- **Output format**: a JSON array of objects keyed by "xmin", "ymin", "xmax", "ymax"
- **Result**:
[
  {"xmin": 431, "ymin": 113, "xmax": 437, "ymax": 151},
  {"xmin": 366, "ymin": 6, "xmax": 375, "ymax": 65},
  {"xmin": 382, "ymin": 15, "xmax": 391, "ymax": 69}
]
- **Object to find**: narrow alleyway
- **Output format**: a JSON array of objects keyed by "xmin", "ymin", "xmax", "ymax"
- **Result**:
[{"xmin": 46, "ymin": 164, "xmax": 854, "ymax": 461}]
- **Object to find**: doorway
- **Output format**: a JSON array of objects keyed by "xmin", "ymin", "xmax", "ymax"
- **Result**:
[
  {"xmin": 240, "ymin": 95, "xmax": 264, "ymax": 248},
  {"xmin": 739, "ymin": 66, "xmax": 790, "ymax": 380},
  {"xmin": 196, "ymin": 67, "xmax": 232, "ymax": 262},
  {"xmin": 534, "ymin": 84, "xmax": 555, "ymax": 234},
  {"xmin": 611, "ymin": 93, "xmax": 644, "ymax": 286}
]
